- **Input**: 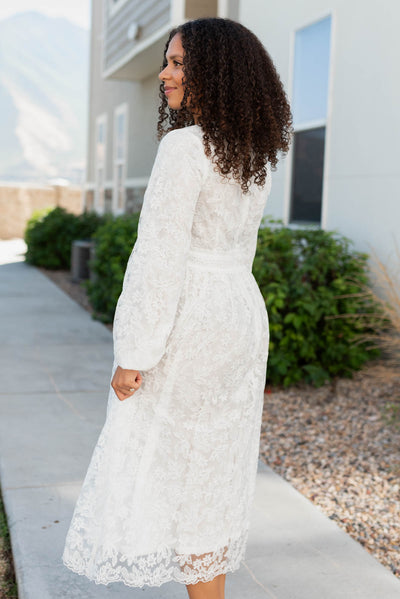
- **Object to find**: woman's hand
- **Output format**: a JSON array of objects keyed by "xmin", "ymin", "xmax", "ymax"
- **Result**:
[{"xmin": 111, "ymin": 366, "xmax": 143, "ymax": 401}]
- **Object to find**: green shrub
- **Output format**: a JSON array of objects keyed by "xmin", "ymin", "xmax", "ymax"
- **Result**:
[
  {"xmin": 86, "ymin": 213, "xmax": 140, "ymax": 322},
  {"xmin": 253, "ymin": 218, "xmax": 381, "ymax": 387},
  {"xmin": 24, "ymin": 207, "xmax": 105, "ymax": 269}
]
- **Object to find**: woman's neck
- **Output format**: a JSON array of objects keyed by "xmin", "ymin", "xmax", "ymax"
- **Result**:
[{"xmin": 193, "ymin": 111, "xmax": 201, "ymax": 125}]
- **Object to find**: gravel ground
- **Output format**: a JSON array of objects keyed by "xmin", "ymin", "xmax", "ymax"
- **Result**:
[
  {"xmin": 260, "ymin": 369, "xmax": 400, "ymax": 579},
  {"xmin": 41, "ymin": 268, "xmax": 400, "ymax": 580}
]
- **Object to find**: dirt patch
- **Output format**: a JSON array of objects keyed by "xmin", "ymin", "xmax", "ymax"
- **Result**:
[{"xmin": 0, "ymin": 489, "xmax": 18, "ymax": 599}]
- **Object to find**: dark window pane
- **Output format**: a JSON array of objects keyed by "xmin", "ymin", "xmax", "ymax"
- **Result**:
[
  {"xmin": 290, "ymin": 127, "xmax": 325, "ymax": 224},
  {"xmin": 104, "ymin": 189, "xmax": 113, "ymax": 213}
]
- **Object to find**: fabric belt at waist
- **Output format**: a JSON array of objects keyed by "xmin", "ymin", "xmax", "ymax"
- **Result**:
[{"xmin": 186, "ymin": 247, "xmax": 249, "ymax": 273}]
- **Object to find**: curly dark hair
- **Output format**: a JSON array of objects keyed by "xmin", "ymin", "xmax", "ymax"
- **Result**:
[{"xmin": 157, "ymin": 17, "xmax": 293, "ymax": 193}]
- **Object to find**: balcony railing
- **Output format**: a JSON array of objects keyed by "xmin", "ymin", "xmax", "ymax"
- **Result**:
[{"xmin": 103, "ymin": 0, "xmax": 222, "ymax": 80}]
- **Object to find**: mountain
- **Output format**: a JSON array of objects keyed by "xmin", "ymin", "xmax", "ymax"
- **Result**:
[{"xmin": 0, "ymin": 11, "xmax": 89, "ymax": 184}]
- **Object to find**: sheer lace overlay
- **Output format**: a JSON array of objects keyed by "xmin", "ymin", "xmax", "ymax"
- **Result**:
[{"xmin": 62, "ymin": 125, "xmax": 272, "ymax": 588}]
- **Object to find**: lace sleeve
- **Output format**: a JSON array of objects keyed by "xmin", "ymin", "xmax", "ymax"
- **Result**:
[{"xmin": 112, "ymin": 128, "xmax": 207, "ymax": 371}]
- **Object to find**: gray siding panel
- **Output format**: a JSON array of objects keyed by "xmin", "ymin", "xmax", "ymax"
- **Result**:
[{"xmin": 105, "ymin": 0, "xmax": 171, "ymax": 71}]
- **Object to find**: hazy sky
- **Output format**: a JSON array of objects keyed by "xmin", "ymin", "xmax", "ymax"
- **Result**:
[{"xmin": 0, "ymin": 0, "xmax": 90, "ymax": 29}]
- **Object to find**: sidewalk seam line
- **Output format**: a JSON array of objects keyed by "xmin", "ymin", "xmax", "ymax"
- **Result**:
[{"xmin": 240, "ymin": 560, "xmax": 279, "ymax": 598}]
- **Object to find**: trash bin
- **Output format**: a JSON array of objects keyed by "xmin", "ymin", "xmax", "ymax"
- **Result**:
[{"xmin": 71, "ymin": 240, "xmax": 95, "ymax": 282}]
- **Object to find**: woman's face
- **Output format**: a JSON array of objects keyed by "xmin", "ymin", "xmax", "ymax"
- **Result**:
[{"xmin": 158, "ymin": 33, "xmax": 186, "ymax": 111}]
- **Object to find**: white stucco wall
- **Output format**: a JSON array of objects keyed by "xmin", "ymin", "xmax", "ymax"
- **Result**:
[
  {"xmin": 126, "ymin": 71, "xmax": 160, "ymax": 178},
  {"xmin": 240, "ymin": 0, "xmax": 400, "ymax": 263}
]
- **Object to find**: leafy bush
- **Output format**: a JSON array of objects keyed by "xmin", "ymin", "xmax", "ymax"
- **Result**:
[
  {"xmin": 86, "ymin": 214, "xmax": 140, "ymax": 322},
  {"xmin": 253, "ymin": 218, "xmax": 381, "ymax": 387},
  {"xmin": 24, "ymin": 207, "xmax": 105, "ymax": 269}
]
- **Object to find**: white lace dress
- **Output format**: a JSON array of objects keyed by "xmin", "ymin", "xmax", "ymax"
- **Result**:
[{"xmin": 62, "ymin": 124, "xmax": 271, "ymax": 588}]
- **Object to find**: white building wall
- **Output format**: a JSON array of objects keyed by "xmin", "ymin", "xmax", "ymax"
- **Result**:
[
  {"xmin": 126, "ymin": 71, "xmax": 160, "ymax": 178},
  {"xmin": 87, "ymin": 0, "xmax": 162, "ymax": 213},
  {"xmin": 240, "ymin": 0, "xmax": 400, "ymax": 262},
  {"xmin": 88, "ymin": 0, "xmax": 136, "ymax": 186}
]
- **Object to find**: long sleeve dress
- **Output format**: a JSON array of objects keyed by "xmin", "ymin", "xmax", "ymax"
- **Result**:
[{"xmin": 62, "ymin": 124, "xmax": 272, "ymax": 588}]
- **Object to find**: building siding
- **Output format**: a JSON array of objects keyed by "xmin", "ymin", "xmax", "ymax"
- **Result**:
[
  {"xmin": 104, "ymin": 0, "xmax": 171, "ymax": 72},
  {"xmin": 239, "ymin": 0, "xmax": 400, "ymax": 261}
]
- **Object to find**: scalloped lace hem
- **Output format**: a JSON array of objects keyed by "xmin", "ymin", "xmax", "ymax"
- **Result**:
[{"xmin": 62, "ymin": 532, "xmax": 248, "ymax": 588}]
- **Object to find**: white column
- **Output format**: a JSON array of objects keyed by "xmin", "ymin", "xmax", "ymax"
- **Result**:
[
  {"xmin": 218, "ymin": 0, "xmax": 229, "ymax": 18},
  {"xmin": 171, "ymin": 0, "xmax": 185, "ymax": 25}
]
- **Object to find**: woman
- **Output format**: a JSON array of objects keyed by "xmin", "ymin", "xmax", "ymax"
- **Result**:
[{"xmin": 63, "ymin": 17, "xmax": 292, "ymax": 599}]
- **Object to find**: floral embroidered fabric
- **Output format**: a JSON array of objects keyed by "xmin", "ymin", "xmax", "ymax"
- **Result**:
[{"xmin": 62, "ymin": 125, "xmax": 271, "ymax": 587}]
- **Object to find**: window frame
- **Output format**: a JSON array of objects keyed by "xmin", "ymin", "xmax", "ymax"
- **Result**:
[
  {"xmin": 284, "ymin": 10, "xmax": 335, "ymax": 229},
  {"xmin": 112, "ymin": 102, "xmax": 128, "ymax": 214},
  {"xmin": 95, "ymin": 113, "xmax": 108, "ymax": 214}
]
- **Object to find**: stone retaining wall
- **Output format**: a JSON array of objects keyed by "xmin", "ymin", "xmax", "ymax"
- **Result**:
[{"xmin": 0, "ymin": 185, "xmax": 83, "ymax": 239}]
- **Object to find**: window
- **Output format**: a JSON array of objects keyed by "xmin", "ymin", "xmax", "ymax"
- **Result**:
[
  {"xmin": 95, "ymin": 114, "xmax": 107, "ymax": 213},
  {"xmin": 290, "ymin": 15, "xmax": 332, "ymax": 224},
  {"xmin": 84, "ymin": 188, "xmax": 94, "ymax": 213},
  {"xmin": 113, "ymin": 104, "xmax": 128, "ymax": 213},
  {"xmin": 290, "ymin": 127, "xmax": 325, "ymax": 222}
]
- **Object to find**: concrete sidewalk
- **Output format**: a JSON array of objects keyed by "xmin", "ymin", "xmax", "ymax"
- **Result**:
[{"xmin": 0, "ymin": 239, "xmax": 399, "ymax": 599}]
